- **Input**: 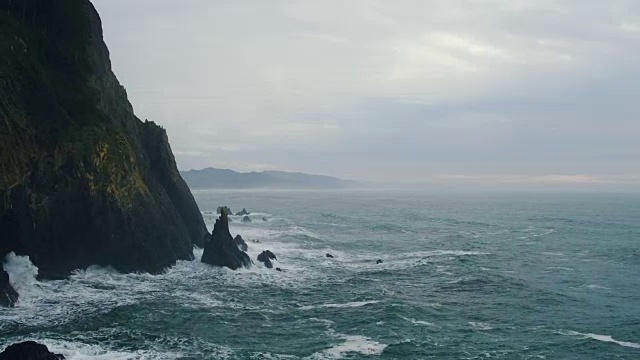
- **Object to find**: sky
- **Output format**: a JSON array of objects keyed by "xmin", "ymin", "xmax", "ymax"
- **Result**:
[{"xmin": 91, "ymin": 0, "xmax": 640, "ymax": 188}]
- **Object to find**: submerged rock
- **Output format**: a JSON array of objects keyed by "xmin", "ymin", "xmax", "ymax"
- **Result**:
[
  {"xmin": 236, "ymin": 208, "xmax": 250, "ymax": 216},
  {"xmin": 242, "ymin": 216, "xmax": 252, "ymax": 223},
  {"xmin": 275, "ymin": 267, "xmax": 283, "ymax": 272},
  {"xmin": 217, "ymin": 206, "xmax": 233, "ymax": 215},
  {"xmin": 326, "ymin": 253, "xmax": 334, "ymax": 258},
  {"xmin": 233, "ymin": 235, "xmax": 248, "ymax": 252},
  {"xmin": 0, "ymin": 341, "xmax": 65, "ymax": 360},
  {"xmin": 257, "ymin": 250, "xmax": 277, "ymax": 269},
  {"xmin": 201, "ymin": 210, "xmax": 252, "ymax": 270},
  {"xmin": 376, "ymin": 259, "xmax": 383, "ymax": 264},
  {"xmin": 262, "ymin": 217, "xmax": 268, "ymax": 222},
  {"xmin": 0, "ymin": 269, "xmax": 18, "ymax": 308}
]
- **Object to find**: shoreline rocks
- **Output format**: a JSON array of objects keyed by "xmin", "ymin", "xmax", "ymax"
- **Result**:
[
  {"xmin": 201, "ymin": 209, "xmax": 252, "ymax": 270},
  {"xmin": 0, "ymin": 341, "xmax": 65, "ymax": 359},
  {"xmin": 236, "ymin": 208, "xmax": 250, "ymax": 216},
  {"xmin": 1, "ymin": 269, "xmax": 18, "ymax": 308},
  {"xmin": 233, "ymin": 235, "xmax": 248, "ymax": 252},
  {"xmin": 257, "ymin": 250, "xmax": 277, "ymax": 269}
]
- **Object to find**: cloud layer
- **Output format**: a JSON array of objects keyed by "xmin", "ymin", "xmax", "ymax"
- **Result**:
[{"xmin": 92, "ymin": 0, "xmax": 640, "ymax": 186}]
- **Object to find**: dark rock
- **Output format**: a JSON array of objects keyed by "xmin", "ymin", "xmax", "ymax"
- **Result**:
[
  {"xmin": 257, "ymin": 250, "xmax": 277, "ymax": 269},
  {"xmin": 201, "ymin": 211, "xmax": 252, "ymax": 270},
  {"xmin": 326, "ymin": 253, "xmax": 334, "ymax": 258},
  {"xmin": 262, "ymin": 217, "xmax": 268, "ymax": 222},
  {"xmin": 275, "ymin": 267, "xmax": 282, "ymax": 272},
  {"xmin": 0, "ymin": 0, "xmax": 208, "ymax": 279},
  {"xmin": 242, "ymin": 216, "xmax": 252, "ymax": 223},
  {"xmin": 236, "ymin": 208, "xmax": 250, "ymax": 216},
  {"xmin": 217, "ymin": 206, "xmax": 233, "ymax": 215},
  {"xmin": 0, "ymin": 341, "xmax": 65, "ymax": 360},
  {"xmin": 0, "ymin": 269, "xmax": 18, "ymax": 308},
  {"xmin": 252, "ymin": 239, "xmax": 261, "ymax": 243},
  {"xmin": 376, "ymin": 259, "xmax": 383, "ymax": 264},
  {"xmin": 233, "ymin": 235, "xmax": 248, "ymax": 252}
]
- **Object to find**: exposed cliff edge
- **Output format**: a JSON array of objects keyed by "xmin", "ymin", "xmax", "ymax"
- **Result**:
[{"xmin": 0, "ymin": 0, "xmax": 208, "ymax": 280}]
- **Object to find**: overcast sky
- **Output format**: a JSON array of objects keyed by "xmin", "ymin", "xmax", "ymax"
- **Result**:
[{"xmin": 92, "ymin": 0, "xmax": 639, "ymax": 188}]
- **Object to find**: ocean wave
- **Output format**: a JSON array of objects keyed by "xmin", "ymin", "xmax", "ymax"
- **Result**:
[
  {"xmin": 299, "ymin": 300, "xmax": 380, "ymax": 311},
  {"xmin": 306, "ymin": 334, "xmax": 387, "ymax": 359},
  {"xmin": 559, "ymin": 330, "xmax": 640, "ymax": 349},
  {"xmin": 469, "ymin": 322, "xmax": 494, "ymax": 331},
  {"xmin": 0, "ymin": 338, "xmax": 183, "ymax": 360}
]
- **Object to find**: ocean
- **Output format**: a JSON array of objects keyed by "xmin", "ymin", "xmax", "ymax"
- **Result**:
[{"xmin": 1, "ymin": 189, "xmax": 639, "ymax": 359}]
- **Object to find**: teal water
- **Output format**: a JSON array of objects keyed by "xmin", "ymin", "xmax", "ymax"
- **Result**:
[{"xmin": 1, "ymin": 190, "xmax": 639, "ymax": 359}]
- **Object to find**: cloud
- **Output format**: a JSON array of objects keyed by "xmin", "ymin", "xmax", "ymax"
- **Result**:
[{"xmin": 92, "ymin": 0, "xmax": 640, "ymax": 187}]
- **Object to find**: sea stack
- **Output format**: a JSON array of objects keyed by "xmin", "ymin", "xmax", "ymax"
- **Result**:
[
  {"xmin": 257, "ymin": 250, "xmax": 277, "ymax": 269},
  {"xmin": 236, "ymin": 208, "xmax": 250, "ymax": 216},
  {"xmin": 202, "ymin": 210, "xmax": 252, "ymax": 269}
]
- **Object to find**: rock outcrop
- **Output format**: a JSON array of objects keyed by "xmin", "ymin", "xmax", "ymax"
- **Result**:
[
  {"xmin": 242, "ymin": 216, "xmax": 252, "ymax": 223},
  {"xmin": 326, "ymin": 253, "xmax": 334, "ymax": 258},
  {"xmin": 0, "ymin": 341, "xmax": 65, "ymax": 360},
  {"xmin": 236, "ymin": 208, "xmax": 250, "ymax": 216},
  {"xmin": 201, "ymin": 210, "xmax": 252, "ymax": 270},
  {"xmin": 0, "ymin": 0, "xmax": 208, "ymax": 281},
  {"xmin": 0, "ymin": 269, "xmax": 18, "ymax": 307},
  {"xmin": 257, "ymin": 250, "xmax": 277, "ymax": 269},
  {"xmin": 376, "ymin": 259, "xmax": 383, "ymax": 264},
  {"xmin": 262, "ymin": 217, "xmax": 268, "ymax": 222},
  {"xmin": 233, "ymin": 235, "xmax": 248, "ymax": 252},
  {"xmin": 217, "ymin": 206, "xmax": 233, "ymax": 215}
]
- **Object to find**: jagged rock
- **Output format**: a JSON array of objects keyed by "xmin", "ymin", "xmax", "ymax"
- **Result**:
[
  {"xmin": 0, "ymin": 0, "xmax": 208, "ymax": 279},
  {"xmin": 257, "ymin": 250, "xmax": 277, "ymax": 269},
  {"xmin": 0, "ymin": 269, "xmax": 18, "ymax": 308},
  {"xmin": 233, "ymin": 235, "xmax": 248, "ymax": 252},
  {"xmin": 201, "ymin": 210, "xmax": 251, "ymax": 270},
  {"xmin": 236, "ymin": 208, "xmax": 250, "ymax": 216},
  {"xmin": 242, "ymin": 216, "xmax": 252, "ymax": 223},
  {"xmin": 0, "ymin": 341, "xmax": 65, "ymax": 360},
  {"xmin": 217, "ymin": 206, "xmax": 233, "ymax": 215},
  {"xmin": 326, "ymin": 253, "xmax": 334, "ymax": 258},
  {"xmin": 275, "ymin": 267, "xmax": 283, "ymax": 272},
  {"xmin": 262, "ymin": 217, "xmax": 268, "ymax": 222},
  {"xmin": 376, "ymin": 259, "xmax": 383, "ymax": 264}
]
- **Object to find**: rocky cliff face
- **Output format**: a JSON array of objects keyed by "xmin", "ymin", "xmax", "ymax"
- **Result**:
[{"xmin": 0, "ymin": 0, "xmax": 208, "ymax": 279}]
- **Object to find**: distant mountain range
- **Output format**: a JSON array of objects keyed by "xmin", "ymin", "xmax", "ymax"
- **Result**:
[{"xmin": 180, "ymin": 168, "xmax": 359, "ymax": 189}]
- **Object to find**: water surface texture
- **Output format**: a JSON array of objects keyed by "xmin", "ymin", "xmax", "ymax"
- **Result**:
[{"xmin": 1, "ymin": 190, "xmax": 639, "ymax": 359}]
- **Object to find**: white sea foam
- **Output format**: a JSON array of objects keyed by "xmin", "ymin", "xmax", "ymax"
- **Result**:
[
  {"xmin": 560, "ymin": 330, "xmax": 640, "ymax": 349},
  {"xmin": 299, "ymin": 300, "xmax": 380, "ymax": 311},
  {"xmin": 41, "ymin": 339, "xmax": 182, "ymax": 360},
  {"xmin": 400, "ymin": 316, "xmax": 434, "ymax": 326},
  {"xmin": 469, "ymin": 322, "xmax": 494, "ymax": 331},
  {"xmin": 307, "ymin": 334, "xmax": 387, "ymax": 359}
]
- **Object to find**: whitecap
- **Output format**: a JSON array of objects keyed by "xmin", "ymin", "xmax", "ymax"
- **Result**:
[
  {"xmin": 560, "ymin": 330, "xmax": 640, "ymax": 349},
  {"xmin": 1, "ymin": 339, "xmax": 183, "ymax": 360},
  {"xmin": 400, "ymin": 316, "xmax": 434, "ymax": 326},
  {"xmin": 299, "ymin": 300, "xmax": 380, "ymax": 310},
  {"xmin": 469, "ymin": 322, "xmax": 494, "ymax": 331},
  {"xmin": 307, "ymin": 334, "xmax": 387, "ymax": 359}
]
